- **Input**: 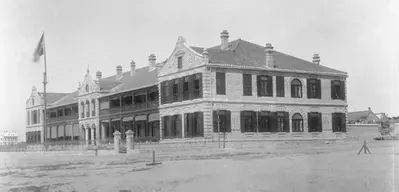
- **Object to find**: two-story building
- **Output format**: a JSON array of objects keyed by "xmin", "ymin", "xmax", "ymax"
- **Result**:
[
  {"xmin": 158, "ymin": 30, "xmax": 348, "ymax": 140},
  {"xmin": 26, "ymin": 30, "xmax": 348, "ymax": 144}
]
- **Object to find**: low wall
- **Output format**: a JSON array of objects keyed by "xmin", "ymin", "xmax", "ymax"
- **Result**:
[{"xmin": 347, "ymin": 124, "xmax": 380, "ymax": 140}]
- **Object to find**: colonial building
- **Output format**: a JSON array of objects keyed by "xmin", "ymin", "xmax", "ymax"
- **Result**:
[
  {"xmin": 158, "ymin": 30, "xmax": 348, "ymax": 140},
  {"xmin": 26, "ymin": 30, "xmax": 348, "ymax": 144}
]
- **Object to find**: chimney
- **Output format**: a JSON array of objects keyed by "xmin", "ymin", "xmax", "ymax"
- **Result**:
[
  {"xmin": 148, "ymin": 54, "xmax": 156, "ymax": 71},
  {"xmin": 265, "ymin": 43, "xmax": 275, "ymax": 68},
  {"xmin": 116, "ymin": 65, "xmax": 123, "ymax": 79},
  {"xmin": 313, "ymin": 53, "xmax": 320, "ymax": 65},
  {"xmin": 130, "ymin": 60, "xmax": 136, "ymax": 76},
  {"xmin": 96, "ymin": 71, "xmax": 102, "ymax": 80},
  {"xmin": 368, "ymin": 107, "xmax": 371, "ymax": 111},
  {"xmin": 220, "ymin": 30, "xmax": 229, "ymax": 50},
  {"xmin": 202, "ymin": 48, "xmax": 209, "ymax": 64}
]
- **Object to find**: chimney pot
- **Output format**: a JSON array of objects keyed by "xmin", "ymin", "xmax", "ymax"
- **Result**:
[
  {"xmin": 130, "ymin": 60, "xmax": 136, "ymax": 76},
  {"xmin": 148, "ymin": 54, "xmax": 156, "ymax": 71},
  {"xmin": 265, "ymin": 43, "xmax": 275, "ymax": 68},
  {"xmin": 220, "ymin": 30, "xmax": 229, "ymax": 50},
  {"xmin": 116, "ymin": 65, "xmax": 123, "ymax": 79},
  {"xmin": 96, "ymin": 71, "xmax": 102, "ymax": 80},
  {"xmin": 313, "ymin": 53, "xmax": 320, "ymax": 65}
]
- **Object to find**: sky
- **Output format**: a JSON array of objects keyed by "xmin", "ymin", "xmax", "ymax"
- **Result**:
[{"xmin": 0, "ymin": 0, "xmax": 398, "ymax": 141}]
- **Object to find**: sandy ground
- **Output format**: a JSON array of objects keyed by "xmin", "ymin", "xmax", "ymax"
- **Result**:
[{"xmin": 0, "ymin": 140, "xmax": 398, "ymax": 192}]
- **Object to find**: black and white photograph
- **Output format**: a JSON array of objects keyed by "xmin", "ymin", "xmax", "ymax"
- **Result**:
[{"xmin": 0, "ymin": 0, "xmax": 398, "ymax": 191}]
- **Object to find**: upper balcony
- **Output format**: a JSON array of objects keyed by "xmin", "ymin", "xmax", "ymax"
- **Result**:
[{"xmin": 47, "ymin": 105, "xmax": 79, "ymax": 124}]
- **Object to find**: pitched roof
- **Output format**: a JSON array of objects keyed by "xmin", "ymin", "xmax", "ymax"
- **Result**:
[
  {"xmin": 347, "ymin": 110, "xmax": 373, "ymax": 122},
  {"xmin": 191, "ymin": 39, "xmax": 346, "ymax": 75},
  {"xmin": 97, "ymin": 66, "xmax": 158, "ymax": 97},
  {"xmin": 48, "ymin": 91, "xmax": 78, "ymax": 108},
  {"xmin": 38, "ymin": 92, "xmax": 69, "ymax": 104}
]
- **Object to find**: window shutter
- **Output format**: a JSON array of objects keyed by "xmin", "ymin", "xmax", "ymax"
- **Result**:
[
  {"xmin": 162, "ymin": 116, "xmax": 166, "ymax": 137},
  {"xmin": 160, "ymin": 82, "xmax": 165, "ymax": 104},
  {"xmin": 340, "ymin": 81, "xmax": 345, "ymax": 100},
  {"xmin": 267, "ymin": 76, "xmax": 273, "ymax": 96},
  {"xmin": 178, "ymin": 78, "xmax": 183, "ymax": 102},
  {"xmin": 307, "ymin": 79, "xmax": 311, "ymax": 98},
  {"xmin": 252, "ymin": 111, "xmax": 257, "ymax": 132},
  {"xmin": 176, "ymin": 115, "xmax": 182, "ymax": 138},
  {"xmin": 213, "ymin": 111, "xmax": 217, "ymax": 132},
  {"xmin": 284, "ymin": 112, "xmax": 289, "ymax": 132},
  {"xmin": 221, "ymin": 73, "xmax": 226, "ymax": 94},
  {"xmin": 330, "ymin": 81, "xmax": 334, "ymax": 99},
  {"xmin": 240, "ymin": 111, "xmax": 244, "ymax": 133},
  {"xmin": 242, "ymin": 74, "xmax": 246, "ymax": 95},
  {"xmin": 317, "ymin": 113, "xmax": 322, "ymax": 132},
  {"xmin": 190, "ymin": 113, "xmax": 194, "ymax": 137},
  {"xmin": 168, "ymin": 80, "xmax": 174, "ymax": 103},
  {"xmin": 331, "ymin": 113, "xmax": 336, "ymax": 131},
  {"xmin": 270, "ymin": 112, "xmax": 277, "ymax": 132},
  {"xmin": 276, "ymin": 76, "xmax": 284, "ymax": 97},
  {"xmin": 316, "ymin": 79, "xmax": 321, "ymax": 99},
  {"xmin": 226, "ymin": 110, "xmax": 231, "ymax": 132},
  {"xmin": 307, "ymin": 112, "xmax": 311, "ymax": 132},
  {"xmin": 341, "ymin": 113, "xmax": 346, "ymax": 132},
  {"xmin": 199, "ymin": 73, "xmax": 203, "ymax": 98},
  {"xmin": 184, "ymin": 113, "xmax": 188, "ymax": 137},
  {"xmin": 188, "ymin": 75, "xmax": 194, "ymax": 99},
  {"xmin": 257, "ymin": 76, "xmax": 261, "ymax": 96}
]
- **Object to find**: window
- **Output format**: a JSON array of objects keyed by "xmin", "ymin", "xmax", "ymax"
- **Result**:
[
  {"xmin": 332, "ymin": 113, "xmax": 346, "ymax": 132},
  {"xmin": 110, "ymin": 98, "xmax": 121, "ymax": 108},
  {"xmin": 177, "ymin": 56, "xmax": 182, "ymax": 69},
  {"xmin": 185, "ymin": 112, "xmax": 204, "ymax": 138},
  {"xmin": 80, "ymin": 102, "xmax": 85, "ymax": 118},
  {"xmin": 331, "ymin": 80, "xmax": 345, "ymax": 100},
  {"xmin": 276, "ymin": 112, "xmax": 285, "ymax": 132},
  {"xmin": 276, "ymin": 76, "xmax": 285, "ymax": 97},
  {"xmin": 57, "ymin": 109, "xmax": 63, "ymax": 117},
  {"xmin": 292, "ymin": 113, "xmax": 303, "ymax": 132},
  {"xmin": 64, "ymin": 108, "xmax": 72, "ymax": 116},
  {"xmin": 86, "ymin": 100, "xmax": 90, "ymax": 117},
  {"xmin": 37, "ymin": 109, "xmax": 40, "ymax": 123},
  {"xmin": 123, "ymin": 96, "xmax": 132, "ymax": 106},
  {"xmin": 32, "ymin": 110, "xmax": 38, "ymax": 124},
  {"xmin": 243, "ymin": 74, "xmax": 252, "ymax": 96},
  {"xmin": 72, "ymin": 106, "xmax": 78, "ymax": 114},
  {"xmin": 27, "ymin": 111, "xmax": 30, "ymax": 125},
  {"xmin": 173, "ymin": 79, "xmax": 179, "ymax": 102},
  {"xmin": 91, "ymin": 99, "xmax": 95, "ymax": 116},
  {"xmin": 163, "ymin": 81, "xmax": 169, "ymax": 104},
  {"xmin": 216, "ymin": 72, "xmax": 226, "ymax": 95},
  {"xmin": 32, "ymin": 98, "xmax": 35, "ymax": 106},
  {"xmin": 307, "ymin": 79, "xmax": 321, "ymax": 99},
  {"xmin": 213, "ymin": 110, "xmax": 231, "ymax": 132},
  {"xmin": 162, "ymin": 115, "xmax": 182, "ymax": 138},
  {"xmin": 291, "ymin": 79, "xmax": 302, "ymax": 98},
  {"xmin": 148, "ymin": 91, "xmax": 158, "ymax": 102},
  {"xmin": 257, "ymin": 75, "xmax": 273, "ymax": 97},
  {"xmin": 308, "ymin": 112, "xmax": 322, "ymax": 132},
  {"xmin": 241, "ymin": 111, "xmax": 257, "ymax": 132},
  {"xmin": 258, "ymin": 111, "xmax": 271, "ymax": 132},
  {"xmin": 193, "ymin": 74, "xmax": 202, "ymax": 98},
  {"xmin": 50, "ymin": 111, "xmax": 57, "ymax": 118},
  {"xmin": 183, "ymin": 77, "xmax": 189, "ymax": 100}
]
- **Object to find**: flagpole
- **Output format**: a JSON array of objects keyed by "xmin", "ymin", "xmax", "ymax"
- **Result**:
[{"xmin": 42, "ymin": 32, "xmax": 48, "ymax": 144}]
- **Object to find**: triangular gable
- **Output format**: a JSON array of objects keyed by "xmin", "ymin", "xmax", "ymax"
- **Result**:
[
  {"xmin": 78, "ymin": 69, "xmax": 98, "ymax": 96},
  {"xmin": 158, "ymin": 36, "xmax": 207, "ymax": 77}
]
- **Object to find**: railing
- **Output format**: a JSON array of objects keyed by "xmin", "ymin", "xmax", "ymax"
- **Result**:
[
  {"xmin": 147, "ymin": 100, "xmax": 158, "ymax": 108},
  {"xmin": 48, "ymin": 115, "xmax": 79, "ymax": 123},
  {"xmin": 134, "ymin": 102, "xmax": 146, "ymax": 109}
]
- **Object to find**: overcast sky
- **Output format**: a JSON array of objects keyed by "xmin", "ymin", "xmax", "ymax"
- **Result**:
[{"xmin": 0, "ymin": 0, "xmax": 398, "ymax": 141}]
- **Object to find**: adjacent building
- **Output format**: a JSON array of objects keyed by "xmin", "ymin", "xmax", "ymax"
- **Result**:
[
  {"xmin": 26, "ymin": 30, "xmax": 348, "ymax": 144},
  {"xmin": 347, "ymin": 107, "xmax": 380, "ymax": 124},
  {"xmin": 0, "ymin": 130, "xmax": 18, "ymax": 146}
]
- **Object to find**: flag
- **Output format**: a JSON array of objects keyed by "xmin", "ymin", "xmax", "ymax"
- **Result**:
[{"xmin": 33, "ymin": 33, "xmax": 45, "ymax": 62}]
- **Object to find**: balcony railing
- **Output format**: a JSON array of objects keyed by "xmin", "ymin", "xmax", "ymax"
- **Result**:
[{"xmin": 48, "ymin": 115, "xmax": 79, "ymax": 123}]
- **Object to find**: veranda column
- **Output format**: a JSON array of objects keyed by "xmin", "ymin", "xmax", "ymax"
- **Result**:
[
  {"xmin": 71, "ymin": 123, "xmax": 74, "ymax": 141},
  {"xmin": 91, "ymin": 127, "xmax": 95, "ymax": 145},
  {"xmin": 181, "ymin": 113, "xmax": 185, "ymax": 138},
  {"xmin": 85, "ymin": 128, "xmax": 89, "ymax": 145},
  {"xmin": 101, "ymin": 121, "xmax": 106, "ymax": 140}
]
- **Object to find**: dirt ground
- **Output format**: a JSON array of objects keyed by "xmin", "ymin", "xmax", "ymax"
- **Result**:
[{"xmin": 0, "ymin": 140, "xmax": 398, "ymax": 192}]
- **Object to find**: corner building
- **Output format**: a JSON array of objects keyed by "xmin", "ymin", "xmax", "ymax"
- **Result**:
[{"xmin": 158, "ymin": 30, "xmax": 348, "ymax": 141}]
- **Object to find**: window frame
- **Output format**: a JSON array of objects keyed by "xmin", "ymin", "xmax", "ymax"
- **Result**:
[
  {"xmin": 291, "ymin": 79, "xmax": 303, "ymax": 98},
  {"xmin": 243, "ymin": 74, "xmax": 252, "ymax": 96},
  {"xmin": 292, "ymin": 113, "xmax": 304, "ymax": 132},
  {"xmin": 216, "ymin": 72, "xmax": 226, "ymax": 95},
  {"xmin": 257, "ymin": 75, "xmax": 273, "ymax": 97},
  {"xmin": 177, "ymin": 56, "xmax": 183, "ymax": 69}
]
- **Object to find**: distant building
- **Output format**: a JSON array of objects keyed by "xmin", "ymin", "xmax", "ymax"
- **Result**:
[
  {"xmin": 0, "ymin": 130, "xmax": 18, "ymax": 146},
  {"xmin": 347, "ymin": 107, "xmax": 380, "ymax": 124}
]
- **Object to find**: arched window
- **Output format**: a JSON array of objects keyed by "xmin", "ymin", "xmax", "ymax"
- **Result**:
[
  {"xmin": 292, "ymin": 113, "xmax": 303, "ymax": 132},
  {"xmin": 80, "ymin": 102, "xmax": 85, "ymax": 118},
  {"xmin": 291, "ymin": 79, "xmax": 302, "ymax": 98},
  {"xmin": 86, "ymin": 100, "xmax": 90, "ymax": 117},
  {"xmin": 91, "ymin": 99, "xmax": 95, "ymax": 116}
]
